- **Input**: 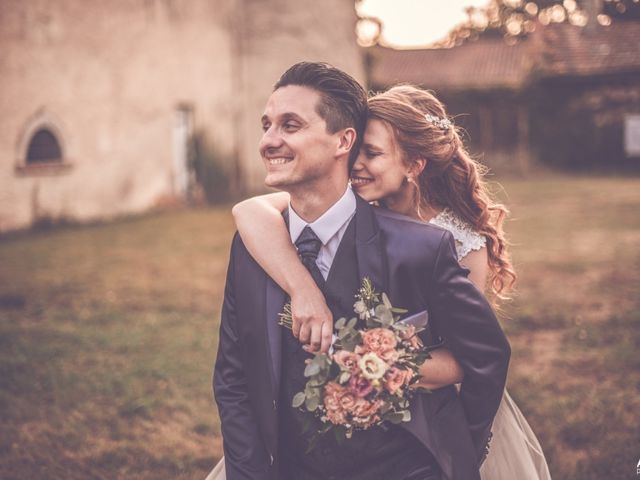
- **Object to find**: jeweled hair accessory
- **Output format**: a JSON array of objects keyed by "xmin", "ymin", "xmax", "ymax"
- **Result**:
[{"xmin": 424, "ymin": 113, "xmax": 453, "ymax": 130}]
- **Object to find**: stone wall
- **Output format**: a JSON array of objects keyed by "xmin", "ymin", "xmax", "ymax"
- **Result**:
[
  {"xmin": 0, "ymin": 0, "xmax": 238, "ymax": 231},
  {"xmin": 0, "ymin": 0, "xmax": 363, "ymax": 232}
]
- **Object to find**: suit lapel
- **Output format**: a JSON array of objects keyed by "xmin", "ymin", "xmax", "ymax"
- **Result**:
[
  {"xmin": 265, "ymin": 276, "xmax": 286, "ymax": 399},
  {"xmin": 354, "ymin": 195, "xmax": 388, "ymax": 294},
  {"xmin": 263, "ymin": 209, "xmax": 291, "ymax": 399}
]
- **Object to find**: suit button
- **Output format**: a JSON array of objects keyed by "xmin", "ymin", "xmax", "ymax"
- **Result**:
[{"xmin": 273, "ymin": 400, "xmax": 277, "ymax": 410}]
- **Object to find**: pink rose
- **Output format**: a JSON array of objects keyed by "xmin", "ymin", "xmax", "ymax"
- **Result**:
[
  {"xmin": 326, "ymin": 408, "xmax": 347, "ymax": 425},
  {"xmin": 339, "ymin": 392, "xmax": 357, "ymax": 412},
  {"xmin": 352, "ymin": 398, "xmax": 384, "ymax": 418},
  {"xmin": 361, "ymin": 328, "xmax": 397, "ymax": 355},
  {"xmin": 348, "ymin": 374, "xmax": 374, "ymax": 398},
  {"xmin": 378, "ymin": 348, "xmax": 400, "ymax": 363},
  {"xmin": 324, "ymin": 381, "xmax": 344, "ymax": 395},
  {"xmin": 333, "ymin": 350, "xmax": 360, "ymax": 373},
  {"xmin": 323, "ymin": 382, "xmax": 349, "ymax": 424},
  {"xmin": 384, "ymin": 367, "xmax": 412, "ymax": 394},
  {"xmin": 324, "ymin": 382, "xmax": 345, "ymax": 410}
]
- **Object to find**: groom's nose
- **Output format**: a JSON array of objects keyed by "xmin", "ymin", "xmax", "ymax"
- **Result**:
[{"xmin": 259, "ymin": 125, "xmax": 284, "ymax": 155}]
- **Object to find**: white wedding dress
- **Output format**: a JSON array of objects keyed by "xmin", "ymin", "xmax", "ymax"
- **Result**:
[
  {"xmin": 431, "ymin": 209, "xmax": 551, "ymax": 480},
  {"xmin": 207, "ymin": 209, "xmax": 551, "ymax": 480}
]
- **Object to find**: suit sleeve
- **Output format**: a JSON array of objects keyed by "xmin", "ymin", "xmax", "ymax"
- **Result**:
[
  {"xmin": 213, "ymin": 235, "xmax": 272, "ymax": 480},
  {"xmin": 428, "ymin": 231, "xmax": 511, "ymax": 461}
]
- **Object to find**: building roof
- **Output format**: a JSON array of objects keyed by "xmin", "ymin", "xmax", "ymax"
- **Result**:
[
  {"xmin": 369, "ymin": 21, "xmax": 640, "ymax": 91},
  {"xmin": 534, "ymin": 21, "xmax": 640, "ymax": 78},
  {"xmin": 369, "ymin": 36, "xmax": 531, "ymax": 91}
]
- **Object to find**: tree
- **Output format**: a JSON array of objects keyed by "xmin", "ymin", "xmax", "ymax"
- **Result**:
[{"xmin": 434, "ymin": 0, "xmax": 640, "ymax": 48}]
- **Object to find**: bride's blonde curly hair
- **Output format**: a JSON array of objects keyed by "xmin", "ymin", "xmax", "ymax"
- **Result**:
[{"xmin": 367, "ymin": 85, "xmax": 517, "ymax": 300}]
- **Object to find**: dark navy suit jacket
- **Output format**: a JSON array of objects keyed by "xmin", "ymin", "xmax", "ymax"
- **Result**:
[{"xmin": 213, "ymin": 195, "xmax": 511, "ymax": 480}]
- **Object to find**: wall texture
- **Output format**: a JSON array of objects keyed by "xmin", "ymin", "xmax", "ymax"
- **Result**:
[{"xmin": 0, "ymin": 0, "xmax": 364, "ymax": 231}]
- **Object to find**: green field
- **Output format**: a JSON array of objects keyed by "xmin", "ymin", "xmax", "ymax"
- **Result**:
[{"xmin": 1, "ymin": 174, "xmax": 638, "ymax": 479}]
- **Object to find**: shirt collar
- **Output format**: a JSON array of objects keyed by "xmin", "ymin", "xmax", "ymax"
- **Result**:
[{"xmin": 288, "ymin": 186, "xmax": 356, "ymax": 244}]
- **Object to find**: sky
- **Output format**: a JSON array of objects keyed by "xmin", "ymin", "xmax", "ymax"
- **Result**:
[{"xmin": 357, "ymin": 0, "xmax": 490, "ymax": 48}]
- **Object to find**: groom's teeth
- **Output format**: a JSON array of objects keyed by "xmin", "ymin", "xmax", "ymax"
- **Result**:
[{"xmin": 268, "ymin": 158, "xmax": 290, "ymax": 165}]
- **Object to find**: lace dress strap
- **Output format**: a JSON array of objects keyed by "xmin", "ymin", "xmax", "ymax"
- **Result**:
[{"xmin": 429, "ymin": 209, "xmax": 486, "ymax": 260}]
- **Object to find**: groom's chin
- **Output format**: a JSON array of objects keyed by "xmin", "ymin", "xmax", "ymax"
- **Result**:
[
  {"xmin": 264, "ymin": 175, "xmax": 282, "ymax": 189},
  {"xmin": 264, "ymin": 172, "xmax": 292, "ymax": 189}
]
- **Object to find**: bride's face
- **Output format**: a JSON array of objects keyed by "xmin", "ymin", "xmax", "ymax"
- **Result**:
[{"xmin": 350, "ymin": 119, "xmax": 411, "ymax": 203}]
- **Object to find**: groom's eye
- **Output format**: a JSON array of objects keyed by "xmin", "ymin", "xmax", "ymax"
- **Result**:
[{"xmin": 283, "ymin": 122, "xmax": 299, "ymax": 132}]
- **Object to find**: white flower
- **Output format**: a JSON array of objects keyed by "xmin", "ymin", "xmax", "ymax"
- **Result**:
[
  {"xmin": 358, "ymin": 352, "xmax": 389, "ymax": 380},
  {"xmin": 354, "ymin": 300, "xmax": 370, "ymax": 320}
]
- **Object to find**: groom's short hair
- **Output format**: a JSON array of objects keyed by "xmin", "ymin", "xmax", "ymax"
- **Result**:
[{"xmin": 274, "ymin": 62, "xmax": 367, "ymax": 169}]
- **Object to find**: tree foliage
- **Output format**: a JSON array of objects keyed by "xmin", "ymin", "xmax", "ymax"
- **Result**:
[{"xmin": 435, "ymin": 0, "xmax": 640, "ymax": 48}]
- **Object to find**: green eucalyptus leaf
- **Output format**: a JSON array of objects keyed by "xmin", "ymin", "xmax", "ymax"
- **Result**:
[
  {"xmin": 292, "ymin": 392, "xmax": 306, "ymax": 408},
  {"xmin": 304, "ymin": 362, "xmax": 321, "ymax": 377},
  {"xmin": 338, "ymin": 328, "xmax": 350, "ymax": 339},
  {"xmin": 305, "ymin": 395, "xmax": 319, "ymax": 411},
  {"xmin": 301, "ymin": 415, "xmax": 313, "ymax": 434},
  {"xmin": 382, "ymin": 292, "xmax": 392, "ymax": 308}
]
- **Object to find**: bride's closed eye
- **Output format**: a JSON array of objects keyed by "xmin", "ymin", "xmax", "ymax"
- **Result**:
[{"xmin": 363, "ymin": 148, "xmax": 383, "ymax": 159}]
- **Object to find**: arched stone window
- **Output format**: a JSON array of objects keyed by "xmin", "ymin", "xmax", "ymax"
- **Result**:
[
  {"xmin": 16, "ymin": 110, "xmax": 71, "ymax": 175},
  {"xmin": 26, "ymin": 129, "xmax": 63, "ymax": 164}
]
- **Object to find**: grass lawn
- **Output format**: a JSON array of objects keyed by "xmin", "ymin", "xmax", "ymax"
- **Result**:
[{"xmin": 0, "ymin": 174, "xmax": 638, "ymax": 479}]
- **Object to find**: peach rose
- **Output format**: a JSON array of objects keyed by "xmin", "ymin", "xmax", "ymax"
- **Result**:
[
  {"xmin": 384, "ymin": 367, "xmax": 412, "ymax": 394},
  {"xmin": 378, "ymin": 348, "xmax": 400, "ymax": 363},
  {"xmin": 326, "ymin": 408, "xmax": 347, "ymax": 425},
  {"xmin": 361, "ymin": 328, "xmax": 397, "ymax": 355},
  {"xmin": 352, "ymin": 398, "xmax": 384, "ymax": 418},
  {"xmin": 333, "ymin": 350, "xmax": 360, "ymax": 373},
  {"xmin": 339, "ymin": 392, "xmax": 357, "ymax": 412},
  {"xmin": 324, "ymin": 382, "xmax": 345, "ymax": 409}
]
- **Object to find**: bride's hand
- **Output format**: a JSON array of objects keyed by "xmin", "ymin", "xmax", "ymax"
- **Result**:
[
  {"xmin": 413, "ymin": 348, "xmax": 465, "ymax": 390},
  {"xmin": 289, "ymin": 280, "xmax": 333, "ymax": 354}
]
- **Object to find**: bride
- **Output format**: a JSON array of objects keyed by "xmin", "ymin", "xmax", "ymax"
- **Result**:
[{"xmin": 209, "ymin": 85, "xmax": 551, "ymax": 480}]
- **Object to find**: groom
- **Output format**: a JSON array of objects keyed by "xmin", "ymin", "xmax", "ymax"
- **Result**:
[{"xmin": 213, "ymin": 62, "xmax": 510, "ymax": 480}]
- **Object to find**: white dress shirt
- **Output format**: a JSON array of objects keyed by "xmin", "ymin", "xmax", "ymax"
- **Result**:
[{"xmin": 288, "ymin": 186, "xmax": 356, "ymax": 280}]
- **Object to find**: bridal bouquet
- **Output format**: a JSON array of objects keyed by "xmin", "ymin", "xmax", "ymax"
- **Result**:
[{"xmin": 279, "ymin": 278, "xmax": 433, "ymax": 442}]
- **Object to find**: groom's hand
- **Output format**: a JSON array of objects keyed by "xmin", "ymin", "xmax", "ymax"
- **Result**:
[{"xmin": 290, "ymin": 285, "xmax": 333, "ymax": 354}]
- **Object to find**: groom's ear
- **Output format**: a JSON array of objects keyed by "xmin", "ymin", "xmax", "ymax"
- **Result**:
[{"xmin": 335, "ymin": 127, "xmax": 357, "ymax": 159}]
